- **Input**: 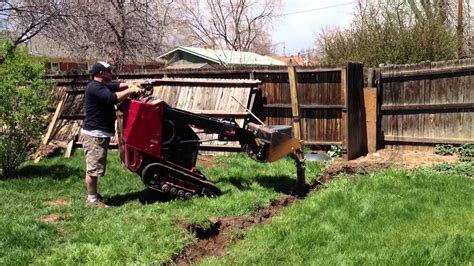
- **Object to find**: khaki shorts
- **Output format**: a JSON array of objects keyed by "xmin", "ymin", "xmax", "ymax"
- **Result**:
[{"xmin": 82, "ymin": 133, "xmax": 111, "ymax": 177}]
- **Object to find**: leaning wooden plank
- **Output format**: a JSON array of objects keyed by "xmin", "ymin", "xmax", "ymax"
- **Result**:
[
  {"xmin": 42, "ymin": 99, "xmax": 65, "ymax": 145},
  {"xmin": 64, "ymin": 138, "xmax": 75, "ymax": 158},
  {"xmin": 288, "ymin": 66, "xmax": 302, "ymax": 140}
]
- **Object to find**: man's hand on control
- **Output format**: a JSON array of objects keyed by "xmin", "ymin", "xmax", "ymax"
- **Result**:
[
  {"xmin": 116, "ymin": 84, "xmax": 144, "ymax": 103},
  {"xmin": 128, "ymin": 84, "xmax": 145, "ymax": 94}
]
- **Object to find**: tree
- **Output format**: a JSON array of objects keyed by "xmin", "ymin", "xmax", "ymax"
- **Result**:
[
  {"xmin": 316, "ymin": 0, "xmax": 459, "ymax": 67},
  {"xmin": 0, "ymin": 40, "xmax": 52, "ymax": 178},
  {"xmin": 44, "ymin": 0, "xmax": 176, "ymax": 70},
  {"xmin": 1, "ymin": 1, "xmax": 177, "ymax": 70},
  {"xmin": 179, "ymin": 0, "xmax": 281, "ymax": 53},
  {"xmin": 0, "ymin": 0, "xmax": 66, "ymax": 50}
]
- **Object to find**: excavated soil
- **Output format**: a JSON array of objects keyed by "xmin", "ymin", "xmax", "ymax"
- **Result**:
[
  {"xmin": 315, "ymin": 149, "xmax": 458, "ymax": 185},
  {"xmin": 31, "ymin": 144, "xmax": 63, "ymax": 161},
  {"xmin": 345, "ymin": 149, "xmax": 459, "ymax": 169},
  {"xmin": 170, "ymin": 148, "xmax": 459, "ymax": 265},
  {"xmin": 172, "ymin": 197, "xmax": 298, "ymax": 265}
]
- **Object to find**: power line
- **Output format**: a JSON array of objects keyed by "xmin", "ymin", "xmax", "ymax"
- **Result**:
[{"xmin": 273, "ymin": 2, "xmax": 355, "ymax": 18}]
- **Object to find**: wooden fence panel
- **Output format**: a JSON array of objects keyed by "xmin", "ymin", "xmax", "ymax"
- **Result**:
[
  {"xmin": 46, "ymin": 66, "xmax": 368, "ymax": 159},
  {"xmin": 379, "ymin": 59, "xmax": 474, "ymax": 147},
  {"xmin": 255, "ymin": 69, "xmax": 345, "ymax": 145}
]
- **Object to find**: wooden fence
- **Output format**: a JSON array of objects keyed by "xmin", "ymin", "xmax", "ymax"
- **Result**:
[
  {"xmin": 46, "ymin": 63, "xmax": 368, "ymax": 160},
  {"xmin": 377, "ymin": 59, "xmax": 474, "ymax": 148},
  {"xmin": 44, "ymin": 58, "xmax": 474, "ymax": 159}
]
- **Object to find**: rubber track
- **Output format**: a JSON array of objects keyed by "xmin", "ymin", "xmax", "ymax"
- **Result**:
[{"xmin": 144, "ymin": 161, "xmax": 222, "ymax": 197}]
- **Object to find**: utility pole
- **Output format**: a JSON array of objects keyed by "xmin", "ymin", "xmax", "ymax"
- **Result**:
[{"xmin": 458, "ymin": 0, "xmax": 464, "ymax": 58}]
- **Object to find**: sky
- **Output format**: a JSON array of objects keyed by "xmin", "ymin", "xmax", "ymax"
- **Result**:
[{"xmin": 271, "ymin": 0, "xmax": 357, "ymax": 55}]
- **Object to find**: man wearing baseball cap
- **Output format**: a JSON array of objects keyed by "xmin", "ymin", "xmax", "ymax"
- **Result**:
[{"xmin": 82, "ymin": 61, "xmax": 143, "ymax": 208}]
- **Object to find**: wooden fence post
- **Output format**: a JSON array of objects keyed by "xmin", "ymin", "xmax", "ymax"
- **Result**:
[
  {"xmin": 288, "ymin": 66, "xmax": 306, "ymax": 196},
  {"xmin": 343, "ymin": 62, "xmax": 368, "ymax": 160},
  {"xmin": 340, "ymin": 67, "xmax": 348, "ymax": 158},
  {"xmin": 288, "ymin": 66, "xmax": 302, "ymax": 140}
]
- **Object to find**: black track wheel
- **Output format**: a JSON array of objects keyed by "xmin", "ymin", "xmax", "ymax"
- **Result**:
[
  {"xmin": 201, "ymin": 187, "xmax": 222, "ymax": 197},
  {"xmin": 141, "ymin": 163, "xmax": 167, "ymax": 191}
]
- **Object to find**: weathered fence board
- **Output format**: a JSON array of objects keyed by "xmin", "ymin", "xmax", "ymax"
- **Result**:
[
  {"xmin": 378, "ymin": 59, "xmax": 474, "ymax": 147},
  {"xmin": 150, "ymin": 78, "xmax": 257, "ymax": 150},
  {"xmin": 46, "ymin": 65, "xmax": 368, "ymax": 159}
]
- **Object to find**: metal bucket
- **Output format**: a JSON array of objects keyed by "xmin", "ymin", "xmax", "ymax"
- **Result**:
[{"xmin": 247, "ymin": 123, "xmax": 302, "ymax": 162}]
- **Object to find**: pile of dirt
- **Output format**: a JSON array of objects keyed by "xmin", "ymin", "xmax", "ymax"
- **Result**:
[
  {"xmin": 347, "ymin": 149, "xmax": 458, "ymax": 169},
  {"xmin": 315, "ymin": 162, "xmax": 391, "ymax": 185},
  {"xmin": 172, "ymin": 197, "xmax": 297, "ymax": 265},
  {"xmin": 313, "ymin": 149, "xmax": 458, "ymax": 186},
  {"xmin": 31, "ymin": 144, "xmax": 63, "ymax": 162}
]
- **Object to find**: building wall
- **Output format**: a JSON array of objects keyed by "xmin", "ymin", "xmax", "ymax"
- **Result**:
[{"xmin": 174, "ymin": 51, "xmax": 214, "ymax": 65}]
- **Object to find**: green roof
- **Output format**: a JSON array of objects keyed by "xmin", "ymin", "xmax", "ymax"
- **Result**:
[{"xmin": 159, "ymin": 46, "xmax": 285, "ymax": 66}]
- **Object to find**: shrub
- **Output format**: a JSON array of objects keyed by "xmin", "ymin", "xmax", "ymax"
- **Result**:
[
  {"xmin": 434, "ymin": 144, "xmax": 456, "ymax": 156},
  {"xmin": 317, "ymin": 0, "xmax": 458, "ymax": 67},
  {"xmin": 0, "ymin": 40, "xmax": 52, "ymax": 178},
  {"xmin": 434, "ymin": 144, "xmax": 474, "ymax": 162},
  {"xmin": 328, "ymin": 145, "xmax": 343, "ymax": 158},
  {"xmin": 457, "ymin": 144, "xmax": 474, "ymax": 162}
]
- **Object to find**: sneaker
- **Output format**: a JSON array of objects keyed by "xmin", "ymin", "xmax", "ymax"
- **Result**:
[{"xmin": 85, "ymin": 199, "xmax": 109, "ymax": 208}]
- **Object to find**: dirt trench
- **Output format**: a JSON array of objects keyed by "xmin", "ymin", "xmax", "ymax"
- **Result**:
[
  {"xmin": 171, "ymin": 149, "xmax": 458, "ymax": 265},
  {"xmin": 170, "ymin": 163, "xmax": 380, "ymax": 265},
  {"xmin": 171, "ymin": 196, "xmax": 298, "ymax": 265}
]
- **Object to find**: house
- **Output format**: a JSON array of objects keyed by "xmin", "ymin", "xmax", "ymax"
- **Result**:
[
  {"xmin": 158, "ymin": 46, "xmax": 285, "ymax": 68},
  {"xmin": 0, "ymin": 33, "xmax": 164, "ymax": 74},
  {"xmin": 28, "ymin": 36, "xmax": 164, "ymax": 74}
]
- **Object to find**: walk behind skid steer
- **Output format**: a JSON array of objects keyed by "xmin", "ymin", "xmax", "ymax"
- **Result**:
[{"xmin": 117, "ymin": 87, "xmax": 304, "ymax": 199}]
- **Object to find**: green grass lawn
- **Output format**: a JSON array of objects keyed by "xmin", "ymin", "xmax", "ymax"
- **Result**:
[
  {"xmin": 0, "ymin": 151, "xmax": 322, "ymax": 264},
  {"xmin": 202, "ymin": 162, "xmax": 474, "ymax": 265},
  {"xmin": 0, "ymin": 151, "xmax": 472, "ymax": 265}
]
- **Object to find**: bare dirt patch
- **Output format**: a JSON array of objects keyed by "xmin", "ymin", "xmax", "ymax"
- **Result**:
[
  {"xmin": 45, "ymin": 198, "xmax": 71, "ymax": 207},
  {"xmin": 346, "ymin": 148, "xmax": 458, "ymax": 169},
  {"xmin": 315, "ymin": 162, "xmax": 390, "ymax": 185},
  {"xmin": 40, "ymin": 213, "xmax": 71, "ymax": 224},
  {"xmin": 314, "ymin": 148, "xmax": 458, "ymax": 185},
  {"xmin": 172, "ymin": 196, "xmax": 298, "ymax": 265},
  {"xmin": 196, "ymin": 155, "xmax": 222, "ymax": 169}
]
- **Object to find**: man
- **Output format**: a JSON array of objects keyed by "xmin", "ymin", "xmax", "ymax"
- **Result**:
[{"xmin": 82, "ymin": 61, "xmax": 142, "ymax": 208}]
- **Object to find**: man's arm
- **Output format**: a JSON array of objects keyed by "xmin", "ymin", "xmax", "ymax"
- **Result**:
[
  {"xmin": 115, "ymin": 84, "xmax": 143, "ymax": 103},
  {"xmin": 117, "ymin": 83, "xmax": 129, "ymax": 91},
  {"xmin": 94, "ymin": 83, "xmax": 143, "ymax": 104},
  {"xmin": 115, "ymin": 86, "xmax": 140, "ymax": 103},
  {"xmin": 104, "ymin": 82, "xmax": 143, "ymax": 103},
  {"xmin": 105, "ymin": 82, "xmax": 128, "ymax": 92}
]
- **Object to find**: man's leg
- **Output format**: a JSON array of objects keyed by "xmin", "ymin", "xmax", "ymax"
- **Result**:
[
  {"xmin": 85, "ymin": 175, "xmax": 98, "ymax": 200},
  {"xmin": 82, "ymin": 134, "xmax": 110, "ymax": 207}
]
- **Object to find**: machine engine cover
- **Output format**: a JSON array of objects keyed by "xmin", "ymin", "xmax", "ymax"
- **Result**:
[{"xmin": 121, "ymin": 99, "xmax": 166, "ymax": 170}]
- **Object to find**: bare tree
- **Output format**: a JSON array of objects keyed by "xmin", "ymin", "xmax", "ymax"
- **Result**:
[
  {"xmin": 0, "ymin": 0, "xmax": 66, "ymax": 49},
  {"xmin": 44, "ymin": 0, "xmax": 176, "ymax": 70},
  {"xmin": 179, "ymin": 0, "xmax": 281, "ymax": 53}
]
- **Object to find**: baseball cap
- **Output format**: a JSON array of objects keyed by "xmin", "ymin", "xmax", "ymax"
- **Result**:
[{"xmin": 90, "ymin": 61, "xmax": 114, "ymax": 76}]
